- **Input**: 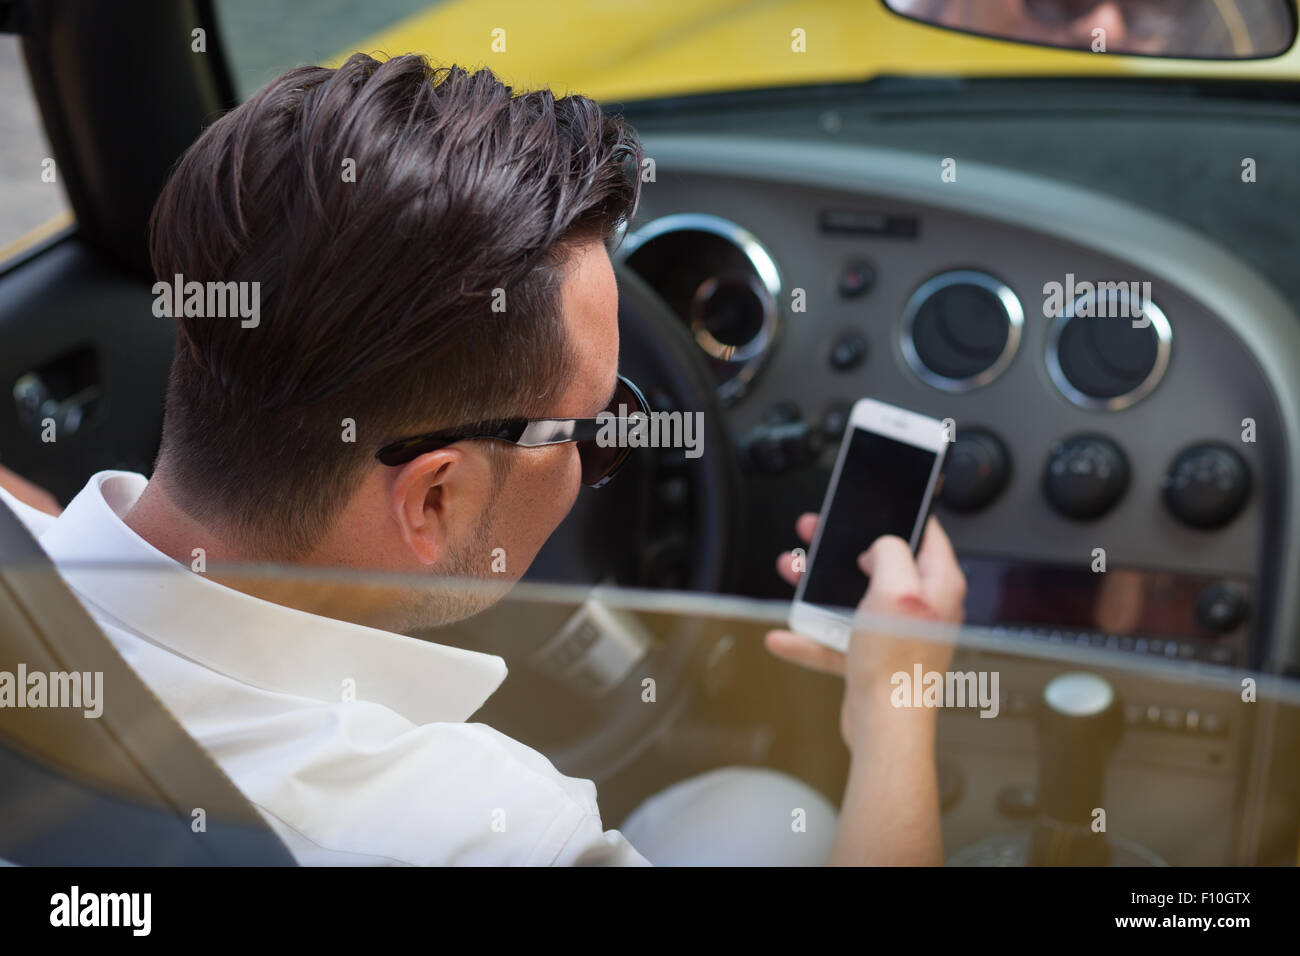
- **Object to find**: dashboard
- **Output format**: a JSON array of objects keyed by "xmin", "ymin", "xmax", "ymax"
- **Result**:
[
  {"xmin": 620, "ymin": 133, "xmax": 1298, "ymax": 672},
  {"xmin": 616, "ymin": 134, "xmax": 1300, "ymax": 863}
]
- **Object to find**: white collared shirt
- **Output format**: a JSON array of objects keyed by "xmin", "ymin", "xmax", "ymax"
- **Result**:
[{"xmin": 0, "ymin": 472, "xmax": 649, "ymax": 865}]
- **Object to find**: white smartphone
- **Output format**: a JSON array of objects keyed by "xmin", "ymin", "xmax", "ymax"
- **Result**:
[{"xmin": 789, "ymin": 397, "xmax": 949, "ymax": 652}]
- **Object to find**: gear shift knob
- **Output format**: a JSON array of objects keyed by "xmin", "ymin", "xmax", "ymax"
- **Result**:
[{"xmin": 1030, "ymin": 672, "xmax": 1124, "ymax": 864}]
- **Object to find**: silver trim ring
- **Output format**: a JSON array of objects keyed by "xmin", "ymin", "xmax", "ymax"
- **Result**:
[
  {"xmin": 1045, "ymin": 287, "xmax": 1172, "ymax": 411},
  {"xmin": 900, "ymin": 270, "xmax": 1024, "ymax": 392},
  {"xmin": 688, "ymin": 273, "xmax": 773, "ymax": 363},
  {"xmin": 619, "ymin": 213, "xmax": 781, "ymax": 399}
]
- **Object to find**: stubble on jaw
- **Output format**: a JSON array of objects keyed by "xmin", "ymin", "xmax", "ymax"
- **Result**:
[{"xmin": 396, "ymin": 478, "xmax": 511, "ymax": 631}]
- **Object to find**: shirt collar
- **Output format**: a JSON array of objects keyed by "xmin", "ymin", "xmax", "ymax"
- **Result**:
[{"xmin": 38, "ymin": 471, "xmax": 507, "ymax": 724}]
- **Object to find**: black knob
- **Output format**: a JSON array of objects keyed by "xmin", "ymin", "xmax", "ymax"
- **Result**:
[
  {"xmin": 1162, "ymin": 443, "xmax": 1251, "ymax": 529},
  {"xmin": 764, "ymin": 401, "xmax": 801, "ymax": 425},
  {"xmin": 941, "ymin": 427, "xmax": 1010, "ymax": 513},
  {"xmin": 828, "ymin": 330, "xmax": 868, "ymax": 371},
  {"xmin": 1195, "ymin": 583, "xmax": 1249, "ymax": 633},
  {"xmin": 1043, "ymin": 434, "xmax": 1129, "ymax": 520},
  {"xmin": 739, "ymin": 419, "xmax": 824, "ymax": 474}
]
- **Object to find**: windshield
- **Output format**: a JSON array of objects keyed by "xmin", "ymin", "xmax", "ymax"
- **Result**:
[{"xmin": 213, "ymin": 0, "xmax": 1300, "ymax": 106}]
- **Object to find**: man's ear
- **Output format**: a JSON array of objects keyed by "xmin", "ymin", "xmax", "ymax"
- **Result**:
[{"xmin": 388, "ymin": 450, "xmax": 462, "ymax": 566}]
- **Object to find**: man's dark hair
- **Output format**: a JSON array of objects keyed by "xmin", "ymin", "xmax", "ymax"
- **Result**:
[{"xmin": 149, "ymin": 53, "xmax": 641, "ymax": 558}]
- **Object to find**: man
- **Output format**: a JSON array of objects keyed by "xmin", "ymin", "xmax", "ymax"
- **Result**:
[{"xmin": 0, "ymin": 53, "xmax": 965, "ymax": 865}]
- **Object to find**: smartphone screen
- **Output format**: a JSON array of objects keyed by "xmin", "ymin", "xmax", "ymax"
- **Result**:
[{"xmin": 801, "ymin": 428, "xmax": 940, "ymax": 611}]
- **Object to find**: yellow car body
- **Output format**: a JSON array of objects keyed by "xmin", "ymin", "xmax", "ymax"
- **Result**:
[{"xmin": 330, "ymin": 0, "xmax": 1300, "ymax": 101}]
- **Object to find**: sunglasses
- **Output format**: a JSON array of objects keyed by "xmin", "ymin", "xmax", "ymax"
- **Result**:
[{"xmin": 375, "ymin": 374, "xmax": 650, "ymax": 488}]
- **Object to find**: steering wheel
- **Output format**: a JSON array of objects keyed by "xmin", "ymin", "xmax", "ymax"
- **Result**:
[{"xmin": 455, "ymin": 264, "xmax": 741, "ymax": 783}]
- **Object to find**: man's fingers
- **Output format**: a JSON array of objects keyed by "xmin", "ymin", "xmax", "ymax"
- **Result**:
[
  {"xmin": 857, "ymin": 535, "xmax": 923, "ymax": 601},
  {"xmin": 915, "ymin": 517, "xmax": 966, "ymax": 612},
  {"xmin": 776, "ymin": 513, "xmax": 821, "ymax": 587},
  {"xmin": 795, "ymin": 512, "xmax": 818, "ymax": 545},
  {"xmin": 764, "ymin": 629, "xmax": 845, "ymax": 677},
  {"xmin": 776, "ymin": 551, "xmax": 801, "ymax": 587},
  {"xmin": 915, "ymin": 516, "xmax": 958, "ymax": 577}
]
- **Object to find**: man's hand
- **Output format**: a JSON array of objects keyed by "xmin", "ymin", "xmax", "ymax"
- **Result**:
[
  {"xmin": 767, "ymin": 513, "xmax": 965, "ymax": 747},
  {"xmin": 766, "ymin": 512, "xmax": 966, "ymax": 865}
]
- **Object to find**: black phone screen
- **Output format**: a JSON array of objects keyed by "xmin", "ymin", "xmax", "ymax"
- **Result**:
[{"xmin": 801, "ymin": 428, "xmax": 939, "ymax": 612}]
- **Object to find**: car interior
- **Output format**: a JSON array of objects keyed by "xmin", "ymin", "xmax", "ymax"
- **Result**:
[{"xmin": 1, "ymin": 0, "xmax": 1298, "ymax": 867}]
